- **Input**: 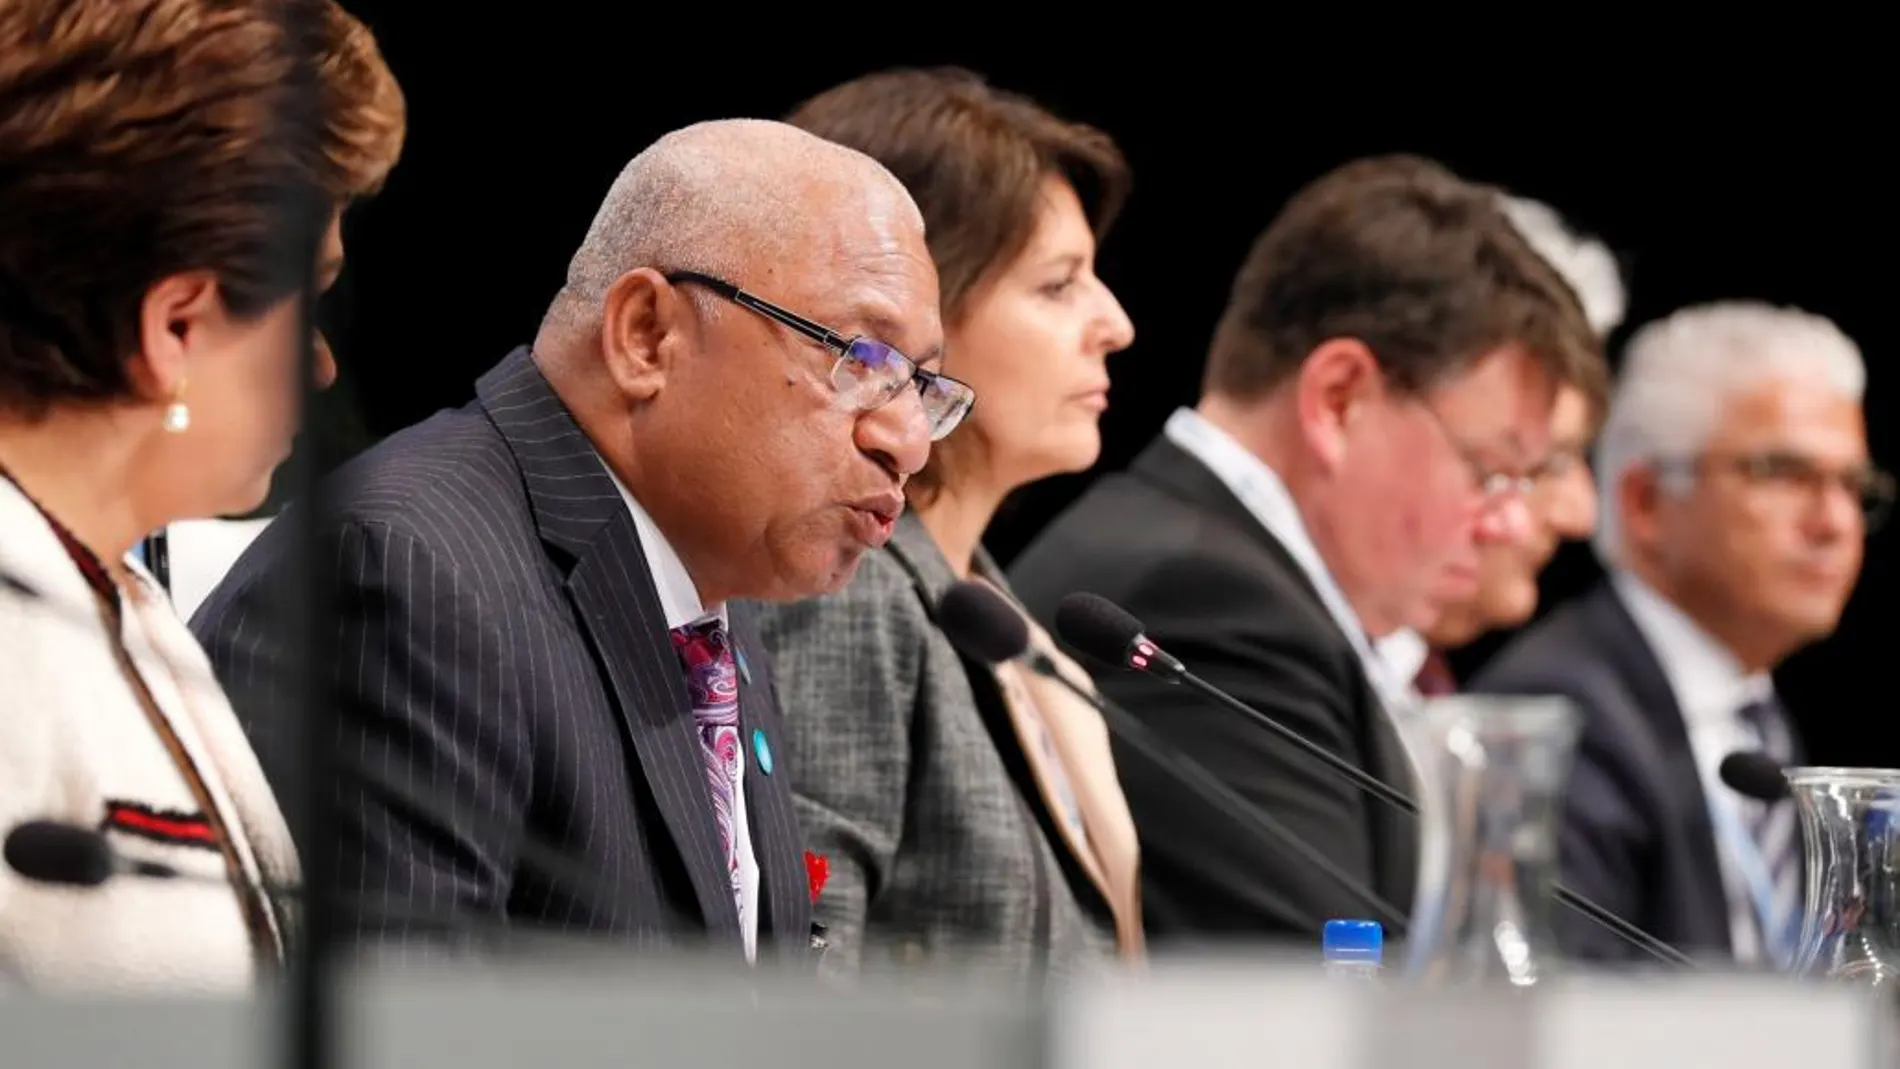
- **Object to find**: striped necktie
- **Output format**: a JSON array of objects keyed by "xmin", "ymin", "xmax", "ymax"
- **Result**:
[{"xmin": 1739, "ymin": 695, "xmax": 1802, "ymax": 964}]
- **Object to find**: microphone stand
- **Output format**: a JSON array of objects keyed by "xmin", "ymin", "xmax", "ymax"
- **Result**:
[
  {"xmin": 1020, "ymin": 651, "xmax": 1410, "ymax": 933},
  {"xmin": 1155, "ymin": 662, "xmax": 1696, "ymax": 970}
]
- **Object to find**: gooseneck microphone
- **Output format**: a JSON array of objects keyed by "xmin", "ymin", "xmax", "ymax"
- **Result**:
[
  {"xmin": 1050, "ymin": 591, "xmax": 1696, "ymax": 970},
  {"xmin": 936, "ymin": 582, "xmax": 1037, "ymax": 665},
  {"xmin": 1721, "ymin": 751, "xmax": 1791, "ymax": 803},
  {"xmin": 935, "ymin": 582, "xmax": 1410, "ymax": 932},
  {"xmin": 1055, "ymin": 593, "xmax": 1417, "ymax": 815}
]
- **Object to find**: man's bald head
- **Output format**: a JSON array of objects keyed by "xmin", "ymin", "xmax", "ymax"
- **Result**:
[
  {"xmin": 531, "ymin": 117, "xmax": 944, "ymax": 608},
  {"xmin": 553, "ymin": 119, "xmax": 923, "ymax": 324}
]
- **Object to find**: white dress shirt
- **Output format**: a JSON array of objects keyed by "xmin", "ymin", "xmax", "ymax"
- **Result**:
[
  {"xmin": 600, "ymin": 459, "xmax": 759, "ymax": 963},
  {"xmin": 1376, "ymin": 628, "xmax": 1432, "ymax": 702},
  {"xmin": 1164, "ymin": 408, "xmax": 1418, "ymax": 714},
  {"xmin": 160, "ymin": 516, "xmax": 273, "ymax": 621},
  {"xmin": 1611, "ymin": 570, "xmax": 1780, "ymax": 963}
]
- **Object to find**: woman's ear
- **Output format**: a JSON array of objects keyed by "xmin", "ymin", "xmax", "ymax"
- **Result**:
[{"xmin": 128, "ymin": 270, "xmax": 224, "ymax": 403}]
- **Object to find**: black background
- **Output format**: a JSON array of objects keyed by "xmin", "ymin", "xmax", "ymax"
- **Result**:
[{"xmin": 317, "ymin": 15, "xmax": 1894, "ymax": 766}]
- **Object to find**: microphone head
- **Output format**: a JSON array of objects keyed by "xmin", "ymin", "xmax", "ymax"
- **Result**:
[
  {"xmin": 1054, "ymin": 592, "xmax": 1181, "ymax": 676},
  {"xmin": 937, "ymin": 581, "xmax": 1030, "ymax": 666},
  {"xmin": 4, "ymin": 821, "xmax": 115, "ymax": 888},
  {"xmin": 1720, "ymin": 751, "xmax": 1790, "ymax": 802}
]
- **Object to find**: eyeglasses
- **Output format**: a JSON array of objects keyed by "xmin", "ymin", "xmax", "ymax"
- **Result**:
[
  {"xmin": 1655, "ymin": 451, "xmax": 1896, "ymax": 531},
  {"xmin": 1524, "ymin": 445, "xmax": 1590, "ymax": 492},
  {"xmin": 665, "ymin": 270, "xmax": 974, "ymax": 442},
  {"xmin": 1412, "ymin": 399, "xmax": 1538, "ymax": 504}
]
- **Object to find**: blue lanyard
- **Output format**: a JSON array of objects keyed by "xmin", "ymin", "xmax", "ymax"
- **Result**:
[{"xmin": 1707, "ymin": 787, "xmax": 1790, "ymax": 960}]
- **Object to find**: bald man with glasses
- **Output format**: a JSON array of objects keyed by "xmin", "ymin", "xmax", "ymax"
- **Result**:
[{"xmin": 194, "ymin": 120, "xmax": 970, "ymax": 958}]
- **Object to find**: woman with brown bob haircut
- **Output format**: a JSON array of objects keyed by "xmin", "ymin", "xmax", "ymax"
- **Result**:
[
  {"xmin": 0, "ymin": 0, "xmax": 403, "ymax": 992},
  {"xmin": 757, "ymin": 68, "xmax": 1142, "ymax": 983}
]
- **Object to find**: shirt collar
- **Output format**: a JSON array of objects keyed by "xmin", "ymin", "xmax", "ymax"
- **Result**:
[
  {"xmin": 1377, "ymin": 629, "xmax": 1431, "ymax": 686},
  {"xmin": 597, "ymin": 454, "xmax": 725, "ymax": 632},
  {"xmin": 1611, "ymin": 569, "xmax": 1771, "ymax": 728}
]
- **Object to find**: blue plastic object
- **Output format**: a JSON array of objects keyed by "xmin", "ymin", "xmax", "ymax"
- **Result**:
[{"xmin": 1322, "ymin": 919, "xmax": 1384, "ymax": 964}]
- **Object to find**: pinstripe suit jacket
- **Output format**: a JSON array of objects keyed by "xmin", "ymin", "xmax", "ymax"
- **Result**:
[{"xmin": 190, "ymin": 347, "xmax": 811, "ymax": 960}]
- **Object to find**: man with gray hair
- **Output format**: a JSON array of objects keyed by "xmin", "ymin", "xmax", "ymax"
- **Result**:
[
  {"xmin": 194, "ymin": 120, "xmax": 971, "ymax": 959},
  {"xmin": 1474, "ymin": 301, "xmax": 1888, "ymax": 965}
]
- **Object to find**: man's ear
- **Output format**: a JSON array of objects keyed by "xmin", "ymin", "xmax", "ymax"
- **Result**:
[
  {"xmin": 127, "ymin": 270, "xmax": 224, "ymax": 404},
  {"xmin": 1293, "ymin": 337, "xmax": 1382, "ymax": 471},
  {"xmin": 601, "ymin": 268, "xmax": 695, "ymax": 403}
]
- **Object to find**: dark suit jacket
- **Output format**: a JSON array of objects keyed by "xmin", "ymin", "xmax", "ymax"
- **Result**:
[
  {"xmin": 1470, "ymin": 578, "xmax": 1792, "ymax": 964},
  {"xmin": 191, "ymin": 347, "xmax": 811, "ymax": 960},
  {"xmin": 1009, "ymin": 435, "xmax": 1418, "ymax": 942}
]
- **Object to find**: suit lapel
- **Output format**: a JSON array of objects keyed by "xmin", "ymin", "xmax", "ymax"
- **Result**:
[
  {"xmin": 1582, "ymin": 581, "xmax": 1729, "ymax": 911},
  {"xmin": 1130, "ymin": 437, "xmax": 1337, "ymax": 620},
  {"xmin": 565, "ymin": 551, "xmax": 741, "ymax": 940},
  {"xmin": 882, "ymin": 518, "xmax": 1123, "ymax": 929},
  {"xmin": 1130, "ymin": 433, "xmax": 1420, "ymax": 906},
  {"xmin": 1585, "ymin": 582, "xmax": 1703, "ymax": 774},
  {"xmin": 477, "ymin": 348, "xmax": 741, "ymax": 944},
  {"xmin": 727, "ymin": 606, "xmax": 810, "ymax": 958}
]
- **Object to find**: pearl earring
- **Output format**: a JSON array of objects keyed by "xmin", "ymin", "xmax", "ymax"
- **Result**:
[{"xmin": 163, "ymin": 381, "xmax": 190, "ymax": 433}]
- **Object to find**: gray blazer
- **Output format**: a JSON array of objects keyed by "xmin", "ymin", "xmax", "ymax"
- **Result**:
[{"xmin": 754, "ymin": 512, "xmax": 1121, "ymax": 985}]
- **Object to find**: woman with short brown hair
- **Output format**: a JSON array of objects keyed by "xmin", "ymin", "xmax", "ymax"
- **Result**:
[
  {"xmin": 0, "ymin": 0, "xmax": 403, "ymax": 992},
  {"xmin": 757, "ymin": 68, "xmax": 1141, "ymax": 983}
]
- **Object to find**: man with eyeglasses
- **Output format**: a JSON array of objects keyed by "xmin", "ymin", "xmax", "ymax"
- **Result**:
[
  {"xmin": 1010, "ymin": 155, "xmax": 1605, "ymax": 941},
  {"xmin": 193, "ymin": 119, "xmax": 971, "ymax": 957},
  {"xmin": 1473, "ymin": 301, "xmax": 1884, "ymax": 967},
  {"xmin": 1382, "ymin": 195, "xmax": 1624, "ymax": 696}
]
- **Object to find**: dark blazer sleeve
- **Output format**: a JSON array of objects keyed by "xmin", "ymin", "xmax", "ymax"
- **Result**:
[
  {"xmin": 751, "ymin": 552, "xmax": 925, "ymax": 975},
  {"xmin": 196, "ymin": 519, "xmax": 531, "ymax": 939},
  {"xmin": 1095, "ymin": 553, "xmax": 1378, "ymax": 937}
]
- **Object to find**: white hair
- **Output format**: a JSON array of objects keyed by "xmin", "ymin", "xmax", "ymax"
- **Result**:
[
  {"xmin": 559, "ymin": 118, "xmax": 922, "ymax": 311},
  {"xmin": 1591, "ymin": 301, "xmax": 1866, "ymax": 566},
  {"xmin": 1500, "ymin": 195, "xmax": 1627, "ymax": 338}
]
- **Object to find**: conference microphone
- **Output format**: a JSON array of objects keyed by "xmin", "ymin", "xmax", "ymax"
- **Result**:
[
  {"xmin": 1721, "ymin": 751, "xmax": 1791, "ymax": 803},
  {"xmin": 934, "ymin": 581, "xmax": 1410, "ymax": 932},
  {"xmin": 1053, "ymin": 592, "xmax": 1419, "ymax": 817},
  {"xmin": 1051, "ymin": 591, "xmax": 1697, "ymax": 970}
]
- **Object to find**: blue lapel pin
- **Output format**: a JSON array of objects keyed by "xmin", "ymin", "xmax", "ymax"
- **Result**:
[
  {"xmin": 752, "ymin": 728, "xmax": 773, "ymax": 776},
  {"xmin": 736, "ymin": 648, "xmax": 752, "ymax": 686}
]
